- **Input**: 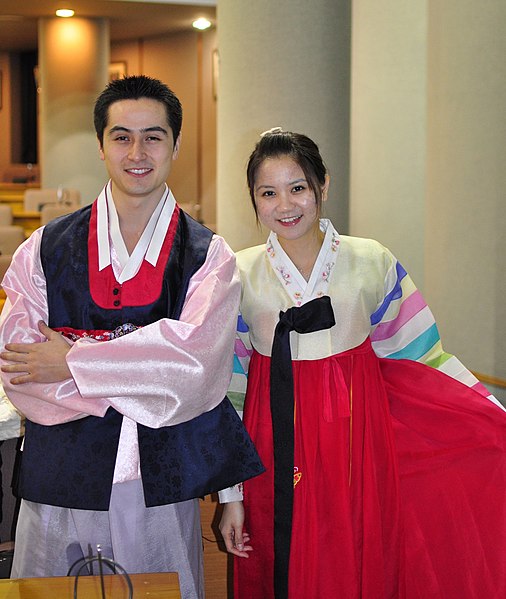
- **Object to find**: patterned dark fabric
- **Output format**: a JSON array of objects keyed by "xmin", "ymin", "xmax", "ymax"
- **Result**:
[
  {"xmin": 18, "ymin": 205, "xmax": 264, "ymax": 510},
  {"xmin": 22, "ymin": 409, "xmax": 123, "ymax": 510},
  {"xmin": 139, "ymin": 396, "xmax": 265, "ymax": 506}
]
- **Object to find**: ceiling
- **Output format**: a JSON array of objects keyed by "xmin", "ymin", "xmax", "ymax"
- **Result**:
[{"xmin": 0, "ymin": 1, "xmax": 216, "ymax": 52}]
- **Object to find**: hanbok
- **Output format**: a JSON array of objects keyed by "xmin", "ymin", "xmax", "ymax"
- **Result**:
[
  {"xmin": 229, "ymin": 219, "xmax": 506, "ymax": 599},
  {"xmin": 0, "ymin": 183, "xmax": 263, "ymax": 598}
]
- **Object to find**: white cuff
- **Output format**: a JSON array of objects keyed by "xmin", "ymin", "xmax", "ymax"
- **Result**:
[{"xmin": 218, "ymin": 483, "xmax": 244, "ymax": 503}]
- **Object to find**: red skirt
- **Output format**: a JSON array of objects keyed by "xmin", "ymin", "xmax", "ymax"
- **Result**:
[{"xmin": 235, "ymin": 338, "xmax": 506, "ymax": 598}]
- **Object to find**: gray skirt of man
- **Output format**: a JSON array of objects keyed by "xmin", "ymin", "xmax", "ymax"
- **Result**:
[{"xmin": 10, "ymin": 479, "xmax": 204, "ymax": 599}]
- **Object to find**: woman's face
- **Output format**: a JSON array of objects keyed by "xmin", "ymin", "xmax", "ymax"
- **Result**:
[{"xmin": 253, "ymin": 155, "xmax": 328, "ymax": 245}]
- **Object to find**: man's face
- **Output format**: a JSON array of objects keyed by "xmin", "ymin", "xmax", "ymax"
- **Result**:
[{"xmin": 99, "ymin": 97, "xmax": 180, "ymax": 206}]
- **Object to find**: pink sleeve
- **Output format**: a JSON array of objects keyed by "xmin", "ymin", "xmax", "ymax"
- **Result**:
[
  {"xmin": 0, "ymin": 229, "xmax": 109, "ymax": 425},
  {"xmin": 66, "ymin": 235, "xmax": 241, "ymax": 427}
]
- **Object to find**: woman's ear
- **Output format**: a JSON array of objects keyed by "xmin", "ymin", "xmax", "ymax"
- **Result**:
[{"xmin": 321, "ymin": 174, "xmax": 330, "ymax": 203}]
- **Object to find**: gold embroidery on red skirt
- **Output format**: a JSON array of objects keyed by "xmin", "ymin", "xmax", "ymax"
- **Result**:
[{"xmin": 293, "ymin": 466, "xmax": 302, "ymax": 488}]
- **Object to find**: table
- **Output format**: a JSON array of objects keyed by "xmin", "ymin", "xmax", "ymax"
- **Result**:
[{"xmin": 0, "ymin": 572, "xmax": 181, "ymax": 598}]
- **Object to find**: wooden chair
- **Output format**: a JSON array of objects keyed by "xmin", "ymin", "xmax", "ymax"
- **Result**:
[
  {"xmin": 0, "ymin": 227, "xmax": 25, "ymax": 256},
  {"xmin": 24, "ymin": 188, "xmax": 81, "ymax": 212},
  {"xmin": 0, "ymin": 206, "xmax": 13, "ymax": 226}
]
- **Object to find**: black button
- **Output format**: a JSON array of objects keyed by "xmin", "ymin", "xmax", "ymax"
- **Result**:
[
  {"xmin": 113, "ymin": 300, "xmax": 120, "ymax": 307},
  {"xmin": 113, "ymin": 288, "xmax": 119, "ymax": 295}
]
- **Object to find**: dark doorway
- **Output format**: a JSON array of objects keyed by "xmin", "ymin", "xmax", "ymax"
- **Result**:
[{"xmin": 10, "ymin": 50, "xmax": 38, "ymax": 169}]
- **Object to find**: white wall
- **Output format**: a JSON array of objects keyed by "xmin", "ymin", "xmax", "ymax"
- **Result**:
[
  {"xmin": 39, "ymin": 17, "xmax": 109, "ymax": 202},
  {"xmin": 425, "ymin": 0, "xmax": 506, "ymax": 376},
  {"xmin": 350, "ymin": 0, "xmax": 427, "ymax": 287},
  {"xmin": 350, "ymin": 0, "xmax": 506, "ymax": 380},
  {"xmin": 217, "ymin": 0, "xmax": 351, "ymax": 248}
]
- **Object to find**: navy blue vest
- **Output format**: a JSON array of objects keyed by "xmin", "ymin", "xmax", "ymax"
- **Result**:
[{"xmin": 18, "ymin": 204, "xmax": 264, "ymax": 510}]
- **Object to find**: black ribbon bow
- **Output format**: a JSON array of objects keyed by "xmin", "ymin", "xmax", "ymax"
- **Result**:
[{"xmin": 270, "ymin": 295, "xmax": 336, "ymax": 599}]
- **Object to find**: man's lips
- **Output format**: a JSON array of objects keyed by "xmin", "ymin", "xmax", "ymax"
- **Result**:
[{"xmin": 125, "ymin": 167, "xmax": 153, "ymax": 176}]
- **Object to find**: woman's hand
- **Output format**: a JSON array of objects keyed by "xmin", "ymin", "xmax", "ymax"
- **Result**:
[{"xmin": 219, "ymin": 501, "xmax": 253, "ymax": 558}]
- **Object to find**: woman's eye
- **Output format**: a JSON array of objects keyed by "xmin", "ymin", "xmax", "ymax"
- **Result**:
[
  {"xmin": 292, "ymin": 185, "xmax": 305, "ymax": 193},
  {"xmin": 262, "ymin": 190, "xmax": 275, "ymax": 197}
]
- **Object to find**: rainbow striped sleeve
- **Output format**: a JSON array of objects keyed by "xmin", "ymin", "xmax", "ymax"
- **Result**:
[
  {"xmin": 219, "ymin": 314, "xmax": 251, "ymax": 503},
  {"xmin": 370, "ymin": 259, "xmax": 502, "ymax": 407},
  {"xmin": 227, "ymin": 313, "xmax": 251, "ymax": 415}
]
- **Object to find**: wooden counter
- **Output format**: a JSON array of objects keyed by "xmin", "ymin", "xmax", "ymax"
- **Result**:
[
  {"xmin": 0, "ymin": 184, "xmax": 41, "ymax": 236},
  {"xmin": 0, "ymin": 571, "xmax": 181, "ymax": 598},
  {"xmin": 0, "ymin": 183, "xmax": 39, "ymax": 213},
  {"xmin": 11, "ymin": 209, "xmax": 41, "ymax": 237}
]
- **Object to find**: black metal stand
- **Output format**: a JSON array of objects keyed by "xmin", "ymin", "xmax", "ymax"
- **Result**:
[{"xmin": 67, "ymin": 545, "xmax": 133, "ymax": 599}]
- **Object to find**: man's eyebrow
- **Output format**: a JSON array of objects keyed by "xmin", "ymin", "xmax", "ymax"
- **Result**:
[{"xmin": 107, "ymin": 125, "xmax": 169, "ymax": 136}]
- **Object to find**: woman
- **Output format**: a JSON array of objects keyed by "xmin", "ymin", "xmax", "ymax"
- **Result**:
[{"xmin": 219, "ymin": 128, "xmax": 506, "ymax": 599}]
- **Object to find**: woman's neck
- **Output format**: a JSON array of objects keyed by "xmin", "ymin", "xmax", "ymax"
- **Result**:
[{"xmin": 278, "ymin": 226, "xmax": 325, "ymax": 281}]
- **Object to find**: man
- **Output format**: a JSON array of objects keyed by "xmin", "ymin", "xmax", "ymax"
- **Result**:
[{"xmin": 0, "ymin": 75, "xmax": 263, "ymax": 598}]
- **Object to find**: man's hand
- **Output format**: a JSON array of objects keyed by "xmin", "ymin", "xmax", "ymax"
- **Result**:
[
  {"xmin": 219, "ymin": 501, "xmax": 253, "ymax": 558},
  {"xmin": 1, "ymin": 321, "xmax": 72, "ymax": 385}
]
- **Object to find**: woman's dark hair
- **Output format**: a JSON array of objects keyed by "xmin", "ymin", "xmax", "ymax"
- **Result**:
[
  {"xmin": 93, "ymin": 75, "xmax": 182, "ymax": 146},
  {"xmin": 246, "ymin": 128, "xmax": 328, "ymax": 218}
]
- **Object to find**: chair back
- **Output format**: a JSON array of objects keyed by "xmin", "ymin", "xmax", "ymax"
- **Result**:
[
  {"xmin": 24, "ymin": 188, "xmax": 81, "ymax": 211},
  {"xmin": 0, "ymin": 206, "xmax": 13, "ymax": 226},
  {"xmin": 0, "ymin": 227, "xmax": 25, "ymax": 256},
  {"xmin": 40, "ymin": 203, "xmax": 79, "ymax": 225}
]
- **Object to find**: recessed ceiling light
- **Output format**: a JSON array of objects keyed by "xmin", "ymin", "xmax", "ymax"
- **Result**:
[
  {"xmin": 56, "ymin": 9, "xmax": 75, "ymax": 18},
  {"xmin": 192, "ymin": 17, "xmax": 211, "ymax": 31}
]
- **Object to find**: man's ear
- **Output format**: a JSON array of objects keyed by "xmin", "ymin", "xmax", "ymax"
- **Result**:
[
  {"xmin": 98, "ymin": 138, "xmax": 105, "ymax": 161},
  {"xmin": 172, "ymin": 134, "xmax": 181, "ymax": 159}
]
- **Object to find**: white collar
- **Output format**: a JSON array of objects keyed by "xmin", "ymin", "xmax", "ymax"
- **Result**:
[
  {"xmin": 96, "ymin": 181, "xmax": 176, "ymax": 284},
  {"xmin": 266, "ymin": 219, "xmax": 341, "ymax": 305}
]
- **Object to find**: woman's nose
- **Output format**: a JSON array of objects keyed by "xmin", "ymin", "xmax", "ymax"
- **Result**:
[{"xmin": 277, "ymin": 192, "xmax": 292, "ymax": 211}]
